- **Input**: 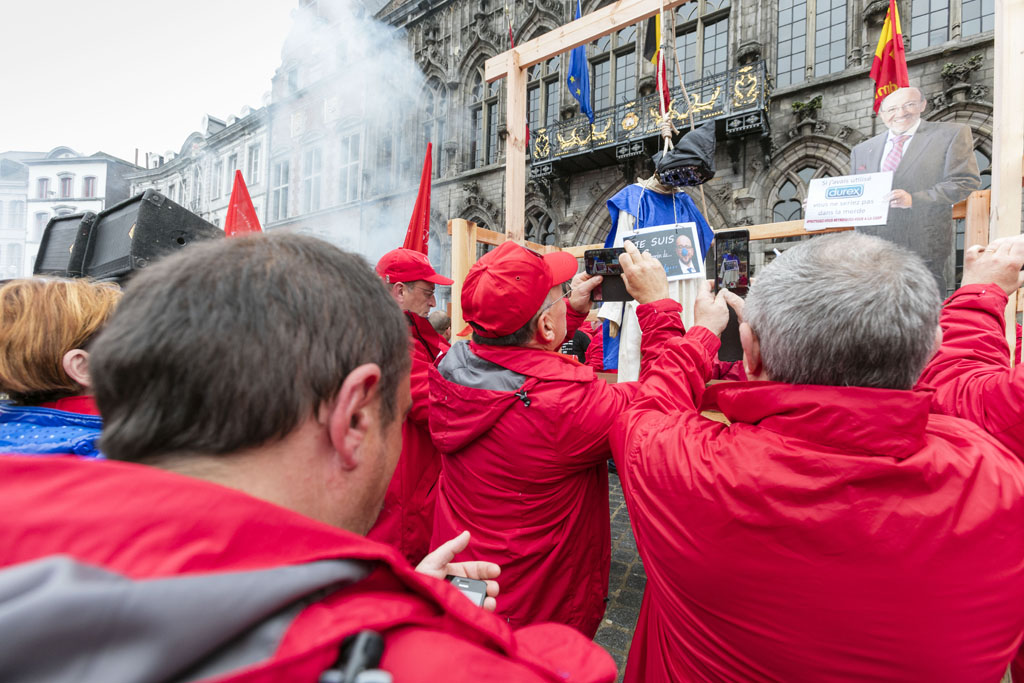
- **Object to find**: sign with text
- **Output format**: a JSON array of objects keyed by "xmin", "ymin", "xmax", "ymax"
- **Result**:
[
  {"xmin": 804, "ymin": 172, "xmax": 893, "ymax": 230},
  {"xmin": 625, "ymin": 223, "xmax": 704, "ymax": 282}
]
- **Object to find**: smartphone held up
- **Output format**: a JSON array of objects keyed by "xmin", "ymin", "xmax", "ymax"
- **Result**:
[
  {"xmin": 713, "ymin": 229, "xmax": 750, "ymax": 362},
  {"xmin": 584, "ymin": 247, "xmax": 633, "ymax": 302}
]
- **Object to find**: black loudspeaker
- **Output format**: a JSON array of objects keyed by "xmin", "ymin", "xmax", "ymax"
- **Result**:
[
  {"xmin": 83, "ymin": 190, "xmax": 222, "ymax": 281},
  {"xmin": 33, "ymin": 212, "xmax": 98, "ymax": 277}
]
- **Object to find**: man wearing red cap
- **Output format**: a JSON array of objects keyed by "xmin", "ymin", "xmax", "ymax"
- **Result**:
[
  {"xmin": 428, "ymin": 241, "xmax": 678, "ymax": 637},
  {"xmin": 371, "ymin": 248, "xmax": 454, "ymax": 564}
]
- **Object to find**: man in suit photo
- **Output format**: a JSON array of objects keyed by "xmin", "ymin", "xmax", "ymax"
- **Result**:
[
  {"xmin": 662, "ymin": 234, "xmax": 700, "ymax": 278},
  {"xmin": 849, "ymin": 86, "xmax": 980, "ymax": 293}
]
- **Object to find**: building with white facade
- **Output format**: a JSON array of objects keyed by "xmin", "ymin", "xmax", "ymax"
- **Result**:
[
  {"xmin": 21, "ymin": 147, "xmax": 140, "ymax": 274},
  {"xmin": 127, "ymin": 108, "xmax": 270, "ymax": 230},
  {"xmin": 0, "ymin": 153, "xmax": 36, "ymax": 280}
]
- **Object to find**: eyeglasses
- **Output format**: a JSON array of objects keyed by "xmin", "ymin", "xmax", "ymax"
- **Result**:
[
  {"xmin": 560, "ymin": 281, "xmax": 573, "ymax": 297},
  {"xmin": 404, "ymin": 284, "xmax": 436, "ymax": 297},
  {"xmin": 880, "ymin": 101, "xmax": 923, "ymax": 115}
]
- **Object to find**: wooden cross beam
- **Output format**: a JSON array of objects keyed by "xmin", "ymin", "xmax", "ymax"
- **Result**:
[{"xmin": 484, "ymin": 0, "xmax": 695, "ymax": 245}]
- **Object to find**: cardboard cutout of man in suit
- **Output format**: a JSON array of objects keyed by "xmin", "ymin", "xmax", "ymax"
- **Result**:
[{"xmin": 850, "ymin": 86, "xmax": 980, "ymax": 293}]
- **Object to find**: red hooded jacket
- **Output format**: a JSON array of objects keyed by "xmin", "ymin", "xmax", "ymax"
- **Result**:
[
  {"xmin": 428, "ymin": 306, "xmax": 649, "ymax": 637},
  {"xmin": 369, "ymin": 311, "xmax": 449, "ymax": 564},
  {"xmin": 0, "ymin": 455, "xmax": 616, "ymax": 683},
  {"xmin": 918, "ymin": 284, "xmax": 1024, "ymax": 455},
  {"xmin": 612, "ymin": 299, "xmax": 1024, "ymax": 683}
]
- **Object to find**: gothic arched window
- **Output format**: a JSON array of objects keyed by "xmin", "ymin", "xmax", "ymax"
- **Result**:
[
  {"xmin": 469, "ymin": 68, "xmax": 500, "ymax": 169},
  {"xmin": 591, "ymin": 25, "xmax": 638, "ymax": 111},
  {"xmin": 771, "ymin": 163, "xmax": 835, "ymax": 221},
  {"xmin": 527, "ymin": 57, "xmax": 561, "ymax": 133},
  {"xmin": 422, "ymin": 81, "xmax": 448, "ymax": 177},
  {"xmin": 526, "ymin": 209, "xmax": 557, "ymax": 246}
]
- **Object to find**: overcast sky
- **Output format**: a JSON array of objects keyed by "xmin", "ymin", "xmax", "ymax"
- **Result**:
[{"xmin": 0, "ymin": 0, "xmax": 297, "ymax": 164}]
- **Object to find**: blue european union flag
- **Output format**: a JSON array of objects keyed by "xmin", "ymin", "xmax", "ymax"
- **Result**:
[{"xmin": 566, "ymin": 0, "xmax": 594, "ymax": 123}]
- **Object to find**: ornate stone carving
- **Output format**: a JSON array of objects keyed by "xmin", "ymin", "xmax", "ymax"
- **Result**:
[
  {"xmin": 837, "ymin": 125, "xmax": 853, "ymax": 141},
  {"xmin": 736, "ymin": 40, "xmax": 762, "ymax": 66},
  {"xmin": 862, "ymin": 0, "xmax": 890, "ymax": 27}
]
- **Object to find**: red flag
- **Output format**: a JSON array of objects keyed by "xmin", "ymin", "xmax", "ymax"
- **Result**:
[
  {"xmin": 645, "ymin": 15, "xmax": 670, "ymax": 114},
  {"xmin": 869, "ymin": 0, "xmax": 910, "ymax": 113},
  {"xmin": 403, "ymin": 143, "xmax": 432, "ymax": 254},
  {"xmin": 224, "ymin": 170, "xmax": 262, "ymax": 236}
]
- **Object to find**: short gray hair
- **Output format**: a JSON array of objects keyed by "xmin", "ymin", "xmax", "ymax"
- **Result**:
[{"xmin": 743, "ymin": 233, "xmax": 940, "ymax": 389}]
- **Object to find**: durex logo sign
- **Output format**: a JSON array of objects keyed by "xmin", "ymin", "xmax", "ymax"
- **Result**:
[{"xmin": 826, "ymin": 185, "xmax": 864, "ymax": 199}]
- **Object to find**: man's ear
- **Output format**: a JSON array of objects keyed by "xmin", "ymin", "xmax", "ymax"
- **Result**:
[
  {"xmin": 323, "ymin": 364, "xmax": 383, "ymax": 470},
  {"xmin": 931, "ymin": 325, "xmax": 943, "ymax": 357},
  {"xmin": 62, "ymin": 349, "xmax": 91, "ymax": 390},
  {"xmin": 390, "ymin": 283, "xmax": 406, "ymax": 307},
  {"xmin": 739, "ymin": 322, "xmax": 764, "ymax": 379},
  {"xmin": 535, "ymin": 308, "xmax": 558, "ymax": 346}
]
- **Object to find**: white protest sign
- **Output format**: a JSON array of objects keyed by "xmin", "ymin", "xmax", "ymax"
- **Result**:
[
  {"xmin": 626, "ymin": 223, "xmax": 704, "ymax": 282},
  {"xmin": 803, "ymin": 172, "xmax": 893, "ymax": 230}
]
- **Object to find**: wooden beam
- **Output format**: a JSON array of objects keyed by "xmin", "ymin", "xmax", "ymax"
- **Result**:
[
  {"xmin": 991, "ymin": 0, "xmax": 1024, "ymax": 363},
  {"xmin": 449, "ymin": 219, "xmax": 477, "ymax": 340},
  {"xmin": 505, "ymin": 50, "xmax": 527, "ymax": 244},
  {"xmin": 447, "ymin": 221, "xmax": 547, "ymax": 252},
  {"xmin": 964, "ymin": 189, "xmax": 992, "ymax": 248},
  {"xmin": 951, "ymin": 199, "xmax": 967, "ymax": 220},
  {"xmin": 745, "ymin": 221, "xmax": 854, "ymax": 241},
  {"xmin": 485, "ymin": 0, "xmax": 694, "ymax": 81}
]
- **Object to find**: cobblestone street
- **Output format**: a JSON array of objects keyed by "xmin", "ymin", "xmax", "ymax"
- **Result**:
[{"xmin": 594, "ymin": 472, "xmax": 645, "ymax": 681}]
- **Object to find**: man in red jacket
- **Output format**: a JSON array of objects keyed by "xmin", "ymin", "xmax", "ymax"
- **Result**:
[
  {"xmin": 0, "ymin": 235, "xmax": 616, "ymax": 683},
  {"xmin": 370, "ymin": 248, "xmax": 454, "ymax": 564},
  {"xmin": 429, "ymin": 240, "xmax": 659, "ymax": 638},
  {"xmin": 613, "ymin": 234, "xmax": 1024, "ymax": 682},
  {"xmin": 919, "ymin": 234, "xmax": 1024, "ymax": 454}
]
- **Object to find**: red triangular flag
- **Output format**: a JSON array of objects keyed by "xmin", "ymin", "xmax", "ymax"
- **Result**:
[
  {"xmin": 403, "ymin": 143, "xmax": 432, "ymax": 254},
  {"xmin": 224, "ymin": 170, "xmax": 262, "ymax": 237}
]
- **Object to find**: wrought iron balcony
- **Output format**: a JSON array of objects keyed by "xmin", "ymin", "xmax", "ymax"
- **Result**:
[{"xmin": 529, "ymin": 59, "xmax": 769, "ymax": 177}]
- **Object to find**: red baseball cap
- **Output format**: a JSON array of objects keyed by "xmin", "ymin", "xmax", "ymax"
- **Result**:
[
  {"xmin": 462, "ymin": 241, "xmax": 579, "ymax": 338},
  {"xmin": 376, "ymin": 248, "xmax": 454, "ymax": 285}
]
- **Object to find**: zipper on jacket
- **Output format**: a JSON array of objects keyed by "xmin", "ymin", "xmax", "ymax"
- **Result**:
[{"xmin": 514, "ymin": 389, "xmax": 531, "ymax": 407}]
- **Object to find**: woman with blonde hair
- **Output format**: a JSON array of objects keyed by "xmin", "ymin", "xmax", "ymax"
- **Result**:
[{"xmin": 0, "ymin": 278, "xmax": 121, "ymax": 458}]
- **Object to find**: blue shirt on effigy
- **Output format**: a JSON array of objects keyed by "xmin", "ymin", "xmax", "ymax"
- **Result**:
[{"xmin": 0, "ymin": 402, "xmax": 104, "ymax": 458}]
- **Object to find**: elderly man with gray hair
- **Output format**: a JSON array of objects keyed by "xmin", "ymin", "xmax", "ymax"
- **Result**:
[{"xmin": 610, "ymin": 233, "xmax": 1024, "ymax": 683}]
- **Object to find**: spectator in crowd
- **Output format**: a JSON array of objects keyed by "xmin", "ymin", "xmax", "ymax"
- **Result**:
[
  {"xmin": 429, "ymin": 310, "xmax": 452, "ymax": 342},
  {"xmin": 371, "ymin": 248, "xmax": 454, "ymax": 564},
  {"xmin": 919, "ymin": 234, "xmax": 1024, "ymax": 455},
  {"xmin": 0, "ymin": 278, "xmax": 121, "ymax": 458},
  {"xmin": 429, "ymin": 240, "xmax": 664, "ymax": 637},
  {"xmin": 0, "ymin": 234, "xmax": 616, "ymax": 683},
  {"xmin": 613, "ymin": 234, "xmax": 1024, "ymax": 682}
]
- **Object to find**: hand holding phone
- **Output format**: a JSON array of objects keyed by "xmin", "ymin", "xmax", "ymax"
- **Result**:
[
  {"xmin": 584, "ymin": 247, "xmax": 632, "ymax": 301},
  {"xmin": 447, "ymin": 575, "xmax": 489, "ymax": 607},
  {"xmin": 713, "ymin": 229, "xmax": 750, "ymax": 361}
]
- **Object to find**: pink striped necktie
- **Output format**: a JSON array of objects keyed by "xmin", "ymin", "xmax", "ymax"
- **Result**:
[{"xmin": 881, "ymin": 135, "xmax": 908, "ymax": 172}]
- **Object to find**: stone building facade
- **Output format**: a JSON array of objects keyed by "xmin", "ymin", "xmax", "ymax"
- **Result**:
[{"xmin": 129, "ymin": 0, "xmax": 995, "ymax": 302}]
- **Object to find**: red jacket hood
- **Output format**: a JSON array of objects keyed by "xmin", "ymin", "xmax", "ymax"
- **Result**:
[{"xmin": 430, "ymin": 341, "xmax": 594, "ymax": 452}]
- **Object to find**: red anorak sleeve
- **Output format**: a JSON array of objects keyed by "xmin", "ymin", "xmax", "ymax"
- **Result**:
[{"xmin": 918, "ymin": 284, "xmax": 1024, "ymax": 455}]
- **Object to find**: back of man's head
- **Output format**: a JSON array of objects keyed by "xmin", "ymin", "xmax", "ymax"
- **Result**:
[
  {"xmin": 90, "ymin": 233, "xmax": 410, "ymax": 463},
  {"xmin": 743, "ymin": 233, "xmax": 940, "ymax": 389}
]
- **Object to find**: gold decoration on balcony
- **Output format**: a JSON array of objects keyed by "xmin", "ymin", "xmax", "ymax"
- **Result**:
[
  {"xmin": 591, "ymin": 119, "xmax": 612, "ymax": 142},
  {"xmin": 732, "ymin": 66, "xmax": 759, "ymax": 107},
  {"xmin": 621, "ymin": 111, "xmax": 640, "ymax": 130},
  {"xmin": 533, "ymin": 131, "xmax": 550, "ymax": 158}
]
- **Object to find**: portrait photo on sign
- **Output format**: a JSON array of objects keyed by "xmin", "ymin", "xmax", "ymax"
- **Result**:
[{"xmin": 626, "ymin": 223, "xmax": 705, "ymax": 281}]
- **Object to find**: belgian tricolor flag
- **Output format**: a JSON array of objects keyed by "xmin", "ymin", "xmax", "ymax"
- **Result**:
[
  {"xmin": 644, "ymin": 14, "xmax": 671, "ymax": 114},
  {"xmin": 869, "ymin": 0, "xmax": 910, "ymax": 112}
]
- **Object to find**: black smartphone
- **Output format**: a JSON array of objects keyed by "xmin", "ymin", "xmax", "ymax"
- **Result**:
[
  {"xmin": 584, "ymin": 247, "xmax": 633, "ymax": 302},
  {"xmin": 447, "ymin": 575, "xmax": 488, "ymax": 607},
  {"xmin": 713, "ymin": 229, "xmax": 750, "ymax": 362}
]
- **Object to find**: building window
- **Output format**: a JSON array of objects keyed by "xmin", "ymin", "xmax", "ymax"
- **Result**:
[
  {"xmin": 974, "ymin": 147, "xmax": 992, "ymax": 190},
  {"xmin": 961, "ymin": 0, "xmax": 994, "ymax": 35},
  {"xmin": 776, "ymin": 0, "xmax": 845, "ymax": 87},
  {"xmin": 528, "ymin": 58, "xmax": 562, "ymax": 133},
  {"xmin": 271, "ymin": 160, "xmax": 289, "ymax": 221},
  {"xmin": 9, "ymin": 201, "xmax": 25, "ymax": 228},
  {"xmin": 591, "ymin": 26, "xmax": 638, "ymax": 111},
  {"xmin": 910, "ymin": 0, "xmax": 949, "ymax": 50},
  {"xmin": 772, "ymin": 164, "xmax": 834, "ymax": 221},
  {"xmin": 211, "ymin": 161, "xmax": 223, "ymax": 199},
  {"xmin": 675, "ymin": 0, "xmax": 730, "ymax": 85},
  {"xmin": 37, "ymin": 178, "xmax": 50, "ymax": 199},
  {"xmin": 0, "ymin": 201, "xmax": 4, "ymax": 229},
  {"xmin": 168, "ymin": 183, "xmax": 177, "ymax": 202},
  {"xmin": 226, "ymin": 153, "xmax": 239, "ymax": 187},
  {"xmin": 302, "ymin": 148, "xmax": 322, "ymax": 212},
  {"xmin": 469, "ymin": 69, "xmax": 500, "ymax": 169},
  {"xmin": 247, "ymin": 143, "xmax": 261, "ymax": 185},
  {"xmin": 33, "ymin": 212, "xmax": 48, "ymax": 242},
  {"xmin": 82, "ymin": 176, "xmax": 96, "ymax": 198},
  {"xmin": 339, "ymin": 133, "xmax": 361, "ymax": 204},
  {"xmin": 421, "ymin": 82, "xmax": 448, "ymax": 177},
  {"xmin": 4, "ymin": 242, "xmax": 21, "ymax": 278},
  {"xmin": 60, "ymin": 177, "xmax": 73, "ymax": 199},
  {"xmin": 525, "ymin": 209, "xmax": 556, "ymax": 246}
]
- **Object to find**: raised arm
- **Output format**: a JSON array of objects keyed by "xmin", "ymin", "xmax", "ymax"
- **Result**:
[{"xmin": 919, "ymin": 237, "xmax": 1024, "ymax": 453}]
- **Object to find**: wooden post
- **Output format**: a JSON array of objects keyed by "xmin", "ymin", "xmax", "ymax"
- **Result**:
[
  {"xmin": 449, "ymin": 218, "xmax": 478, "ymax": 340},
  {"xmin": 963, "ymin": 189, "xmax": 992, "ymax": 248},
  {"xmin": 505, "ymin": 50, "xmax": 527, "ymax": 244},
  {"xmin": 990, "ymin": 0, "xmax": 1024, "ymax": 362}
]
